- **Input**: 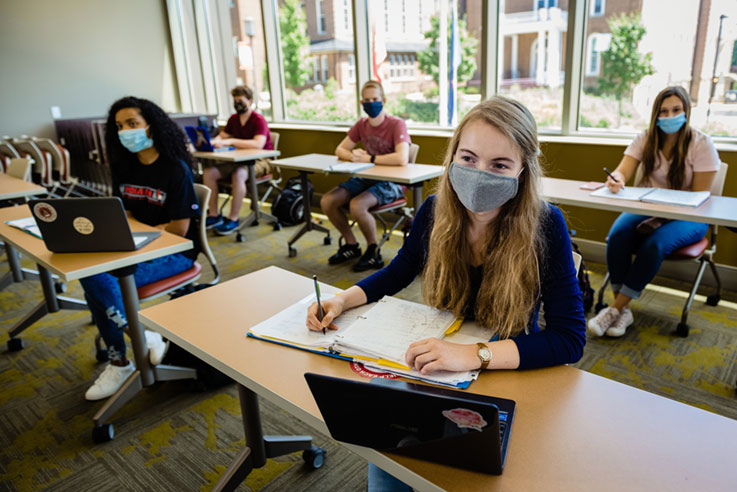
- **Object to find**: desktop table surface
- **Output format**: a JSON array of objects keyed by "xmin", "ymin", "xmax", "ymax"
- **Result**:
[
  {"xmin": 542, "ymin": 177, "xmax": 737, "ymax": 228},
  {"xmin": 193, "ymin": 148, "xmax": 280, "ymax": 163},
  {"xmin": 138, "ymin": 266, "xmax": 737, "ymax": 492},
  {"xmin": 271, "ymin": 153, "xmax": 443, "ymax": 184},
  {"xmin": 0, "ymin": 174, "xmax": 46, "ymax": 200},
  {"xmin": 0, "ymin": 205, "xmax": 193, "ymax": 282}
]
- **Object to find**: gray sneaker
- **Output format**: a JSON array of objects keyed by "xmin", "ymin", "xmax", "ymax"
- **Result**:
[{"xmin": 606, "ymin": 307, "xmax": 633, "ymax": 337}]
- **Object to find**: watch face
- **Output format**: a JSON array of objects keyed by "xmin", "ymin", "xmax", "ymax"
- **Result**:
[{"xmin": 479, "ymin": 347, "xmax": 491, "ymax": 362}]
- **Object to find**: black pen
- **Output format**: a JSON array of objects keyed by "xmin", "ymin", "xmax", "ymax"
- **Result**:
[
  {"xmin": 313, "ymin": 275, "xmax": 325, "ymax": 335},
  {"xmin": 603, "ymin": 167, "xmax": 620, "ymax": 184}
]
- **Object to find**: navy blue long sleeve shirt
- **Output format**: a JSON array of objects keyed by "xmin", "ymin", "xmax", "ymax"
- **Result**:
[{"xmin": 356, "ymin": 195, "xmax": 586, "ymax": 369}]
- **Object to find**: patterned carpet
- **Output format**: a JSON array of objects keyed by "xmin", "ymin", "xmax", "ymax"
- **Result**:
[{"xmin": 1, "ymin": 199, "xmax": 736, "ymax": 492}]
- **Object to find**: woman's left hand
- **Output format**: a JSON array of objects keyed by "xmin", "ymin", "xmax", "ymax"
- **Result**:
[{"xmin": 405, "ymin": 338, "xmax": 480, "ymax": 375}]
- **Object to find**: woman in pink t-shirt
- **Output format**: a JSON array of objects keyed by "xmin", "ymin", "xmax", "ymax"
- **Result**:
[{"xmin": 588, "ymin": 86, "xmax": 720, "ymax": 338}]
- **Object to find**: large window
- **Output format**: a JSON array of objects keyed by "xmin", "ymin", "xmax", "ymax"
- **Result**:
[
  {"xmin": 167, "ymin": 0, "xmax": 737, "ymax": 141},
  {"xmin": 579, "ymin": 2, "xmax": 737, "ymax": 138},
  {"xmin": 499, "ymin": 0, "xmax": 567, "ymax": 131}
]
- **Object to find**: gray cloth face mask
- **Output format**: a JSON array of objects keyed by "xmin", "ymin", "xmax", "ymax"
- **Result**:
[{"xmin": 448, "ymin": 162, "xmax": 520, "ymax": 213}]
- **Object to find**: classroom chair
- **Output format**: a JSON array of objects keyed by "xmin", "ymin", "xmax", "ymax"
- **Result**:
[
  {"xmin": 337, "ymin": 143, "xmax": 420, "ymax": 256},
  {"xmin": 32, "ymin": 137, "xmax": 77, "ymax": 196},
  {"xmin": 7, "ymin": 158, "xmax": 33, "ymax": 181},
  {"xmin": 93, "ymin": 183, "xmax": 220, "ymax": 361},
  {"xmin": 594, "ymin": 162, "xmax": 728, "ymax": 337},
  {"xmin": 0, "ymin": 139, "xmax": 21, "ymax": 173},
  {"xmin": 217, "ymin": 131, "xmax": 282, "ymax": 242},
  {"xmin": 572, "ymin": 251, "xmax": 582, "ymax": 275}
]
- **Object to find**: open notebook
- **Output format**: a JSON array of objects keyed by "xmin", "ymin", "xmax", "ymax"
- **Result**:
[
  {"xmin": 248, "ymin": 294, "xmax": 489, "ymax": 388},
  {"xmin": 328, "ymin": 162, "xmax": 375, "ymax": 173},
  {"xmin": 590, "ymin": 186, "xmax": 710, "ymax": 207}
]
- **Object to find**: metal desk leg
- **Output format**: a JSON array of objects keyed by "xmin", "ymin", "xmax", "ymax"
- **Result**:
[
  {"xmin": 6, "ymin": 243, "xmax": 24, "ymax": 282},
  {"xmin": 213, "ymin": 384, "xmax": 317, "ymax": 492},
  {"xmin": 411, "ymin": 183, "xmax": 424, "ymax": 215},
  {"xmin": 286, "ymin": 171, "xmax": 331, "ymax": 257},
  {"xmin": 6, "ymin": 265, "xmax": 86, "ymax": 351},
  {"xmin": 239, "ymin": 162, "xmax": 279, "ymax": 230}
]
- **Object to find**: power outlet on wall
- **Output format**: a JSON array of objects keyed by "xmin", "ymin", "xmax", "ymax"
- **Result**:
[{"xmin": 50, "ymin": 106, "xmax": 62, "ymax": 119}]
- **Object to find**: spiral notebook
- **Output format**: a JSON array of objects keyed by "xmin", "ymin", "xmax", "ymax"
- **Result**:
[{"xmin": 247, "ymin": 294, "xmax": 486, "ymax": 388}]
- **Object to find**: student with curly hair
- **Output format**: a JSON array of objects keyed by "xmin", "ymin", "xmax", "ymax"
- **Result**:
[{"xmin": 82, "ymin": 96, "xmax": 201, "ymax": 401}]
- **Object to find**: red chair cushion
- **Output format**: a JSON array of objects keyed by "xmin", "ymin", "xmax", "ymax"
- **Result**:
[
  {"xmin": 255, "ymin": 173, "xmax": 273, "ymax": 184},
  {"xmin": 137, "ymin": 262, "xmax": 202, "ymax": 300},
  {"xmin": 666, "ymin": 237, "xmax": 709, "ymax": 260},
  {"xmin": 370, "ymin": 197, "xmax": 407, "ymax": 213}
]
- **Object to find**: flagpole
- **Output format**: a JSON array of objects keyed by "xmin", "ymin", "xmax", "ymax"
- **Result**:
[{"xmin": 438, "ymin": 0, "xmax": 449, "ymax": 127}]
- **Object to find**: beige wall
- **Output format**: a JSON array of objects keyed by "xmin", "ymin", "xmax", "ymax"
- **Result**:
[{"xmin": 0, "ymin": 0, "xmax": 179, "ymax": 139}]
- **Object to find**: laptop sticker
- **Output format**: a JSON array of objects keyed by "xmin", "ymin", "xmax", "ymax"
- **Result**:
[
  {"xmin": 33, "ymin": 202, "xmax": 57, "ymax": 222},
  {"xmin": 442, "ymin": 408, "xmax": 488, "ymax": 432},
  {"xmin": 73, "ymin": 216, "xmax": 94, "ymax": 235}
]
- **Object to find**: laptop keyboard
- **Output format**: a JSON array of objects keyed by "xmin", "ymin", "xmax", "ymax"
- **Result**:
[{"xmin": 498, "ymin": 411, "xmax": 508, "ymax": 441}]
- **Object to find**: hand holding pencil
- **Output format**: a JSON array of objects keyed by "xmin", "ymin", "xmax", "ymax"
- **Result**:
[{"xmin": 604, "ymin": 167, "xmax": 626, "ymax": 193}]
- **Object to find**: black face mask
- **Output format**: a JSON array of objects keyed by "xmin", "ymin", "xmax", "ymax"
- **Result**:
[{"xmin": 234, "ymin": 102, "xmax": 247, "ymax": 114}]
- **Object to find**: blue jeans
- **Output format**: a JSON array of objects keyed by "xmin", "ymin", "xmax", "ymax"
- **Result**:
[
  {"xmin": 606, "ymin": 213, "xmax": 708, "ymax": 299},
  {"xmin": 339, "ymin": 178, "xmax": 404, "ymax": 206},
  {"xmin": 368, "ymin": 464, "xmax": 413, "ymax": 492},
  {"xmin": 79, "ymin": 253, "xmax": 194, "ymax": 361}
]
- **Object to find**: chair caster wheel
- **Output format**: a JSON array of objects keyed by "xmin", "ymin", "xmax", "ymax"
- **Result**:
[
  {"xmin": 288, "ymin": 247, "xmax": 297, "ymax": 258},
  {"xmin": 55, "ymin": 282, "xmax": 67, "ymax": 294},
  {"xmin": 273, "ymin": 222, "xmax": 282, "ymax": 231},
  {"xmin": 594, "ymin": 302, "xmax": 608, "ymax": 313},
  {"xmin": 675, "ymin": 322, "xmax": 690, "ymax": 338},
  {"xmin": 302, "ymin": 445, "xmax": 326, "ymax": 469},
  {"xmin": 96, "ymin": 349, "xmax": 109, "ymax": 363},
  {"xmin": 92, "ymin": 423, "xmax": 114, "ymax": 443},
  {"xmin": 323, "ymin": 236, "xmax": 332, "ymax": 245},
  {"xmin": 7, "ymin": 337, "xmax": 24, "ymax": 352},
  {"xmin": 705, "ymin": 294, "xmax": 720, "ymax": 306},
  {"xmin": 236, "ymin": 233, "xmax": 245, "ymax": 243}
]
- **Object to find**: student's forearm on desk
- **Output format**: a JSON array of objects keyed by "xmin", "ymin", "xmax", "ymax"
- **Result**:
[
  {"xmin": 374, "ymin": 152, "xmax": 408, "ymax": 166},
  {"xmin": 335, "ymin": 146, "xmax": 354, "ymax": 161},
  {"xmin": 228, "ymin": 136, "xmax": 266, "ymax": 150},
  {"xmin": 336, "ymin": 285, "xmax": 368, "ymax": 310}
]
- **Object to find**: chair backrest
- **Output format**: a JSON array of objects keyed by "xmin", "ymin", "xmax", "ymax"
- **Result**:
[
  {"xmin": 270, "ymin": 132, "xmax": 280, "ymax": 151},
  {"xmin": 193, "ymin": 183, "xmax": 220, "ymax": 285},
  {"xmin": 409, "ymin": 143, "xmax": 420, "ymax": 164},
  {"xmin": 12, "ymin": 139, "xmax": 51, "ymax": 186},
  {"xmin": 571, "ymin": 251, "xmax": 582, "ymax": 276},
  {"xmin": 7, "ymin": 158, "xmax": 32, "ymax": 181},
  {"xmin": 33, "ymin": 137, "xmax": 71, "ymax": 182},
  {"xmin": 0, "ymin": 141, "xmax": 21, "ymax": 160},
  {"xmin": 633, "ymin": 161, "xmax": 728, "ymax": 196}
]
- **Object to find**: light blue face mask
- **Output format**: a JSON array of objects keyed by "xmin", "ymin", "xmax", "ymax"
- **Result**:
[
  {"xmin": 656, "ymin": 113, "xmax": 687, "ymax": 134},
  {"xmin": 118, "ymin": 128, "xmax": 154, "ymax": 153}
]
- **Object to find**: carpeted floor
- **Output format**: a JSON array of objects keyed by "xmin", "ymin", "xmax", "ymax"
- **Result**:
[{"xmin": 1, "ymin": 200, "xmax": 736, "ymax": 492}]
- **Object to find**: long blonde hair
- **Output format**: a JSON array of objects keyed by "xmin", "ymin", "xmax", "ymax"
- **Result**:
[
  {"xmin": 422, "ymin": 96, "xmax": 545, "ymax": 338},
  {"xmin": 640, "ymin": 86, "xmax": 692, "ymax": 190}
]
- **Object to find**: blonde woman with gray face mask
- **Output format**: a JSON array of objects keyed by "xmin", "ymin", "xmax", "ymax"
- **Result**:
[{"xmin": 306, "ymin": 96, "xmax": 585, "ymax": 491}]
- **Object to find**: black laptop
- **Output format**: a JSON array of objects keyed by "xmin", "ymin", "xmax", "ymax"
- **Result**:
[
  {"xmin": 304, "ymin": 373, "xmax": 515, "ymax": 474},
  {"xmin": 28, "ymin": 197, "xmax": 160, "ymax": 252},
  {"xmin": 185, "ymin": 126, "xmax": 234, "ymax": 152}
]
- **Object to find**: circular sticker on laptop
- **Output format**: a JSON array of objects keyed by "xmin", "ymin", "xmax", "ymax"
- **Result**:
[
  {"xmin": 73, "ymin": 216, "xmax": 94, "ymax": 235},
  {"xmin": 349, "ymin": 362, "xmax": 399, "ymax": 380},
  {"xmin": 33, "ymin": 202, "xmax": 57, "ymax": 222},
  {"xmin": 442, "ymin": 408, "xmax": 488, "ymax": 432}
]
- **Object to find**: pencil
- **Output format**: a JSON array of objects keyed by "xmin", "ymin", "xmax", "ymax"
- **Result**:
[
  {"xmin": 313, "ymin": 275, "xmax": 325, "ymax": 335},
  {"xmin": 603, "ymin": 167, "xmax": 620, "ymax": 184}
]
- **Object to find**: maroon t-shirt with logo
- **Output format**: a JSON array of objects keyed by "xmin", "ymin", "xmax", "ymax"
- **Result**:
[
  {"xmin": 223, "ymin": 111, "xmax": 273, "ymax": 150},
  {"xmin": 346, "ymin": 115, "xmax": 410, "ymax": 156}
]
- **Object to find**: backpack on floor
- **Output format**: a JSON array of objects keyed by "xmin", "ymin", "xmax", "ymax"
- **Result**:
[
  {"xmin": 271, "ymin": 176, "xmax": 314, "ymax": 226},
  {"xmin": 569, "ymin": 230, "xmax": 595, "ymax": 313}
]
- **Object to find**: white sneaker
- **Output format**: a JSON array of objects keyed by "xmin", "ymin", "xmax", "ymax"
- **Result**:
[
  {"xmin": 85, "ymin": 362, "xmax": 135, "ymax": 401},
  {"xmin": 145, "ymin": 330, "xmax": 169, "ymax": 365},
  {"xmin": 606, "ymin": 307, "xmax": 634, "ymax": 337},
  {"xmin": 587, "ymin": 307, "xmax": 620, "ymax": 337}
]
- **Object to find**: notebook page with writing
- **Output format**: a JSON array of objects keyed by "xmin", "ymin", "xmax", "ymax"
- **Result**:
[
  {"xmin": 333, "ymin": 296, "xmax": 457, "ymax": 366},
  {"xmin": 329, "ymin": 162, "xmax": 375, "ymax": 173},
  {"xmin": 249, "ymin": 293, "xmax": 374, "ymax": 348},
  {"xmin": 590, "ymin": 186, "xmax": 653, "ymax": 201},
  {"xmin": 640, "ymin": 188, "xmax": 710, "ymax": 207}
]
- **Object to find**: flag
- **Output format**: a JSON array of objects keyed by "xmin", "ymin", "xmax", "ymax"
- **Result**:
[
  {"xmin": 448, "ymin": 5, "xmax": 461, "ymax": 125},
  {"xmin": 372, "ymin": 22, "xmax": 387, "ymax": 81}
]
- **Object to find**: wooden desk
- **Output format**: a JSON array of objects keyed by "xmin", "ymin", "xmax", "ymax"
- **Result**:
[
  {"xmin": 0, "ymin": 173, "xmax": 46, "ymax": 200},
  {"xmin": 0, "ymin": 204, "xmax": 196, "ymax": 439},
  {"xmin": 139, "ymin": 266, "xmax": 737, "ymax": 492},
  {"xmin": 0, "ymin": 174, "xmax": 47, "ymax": 289},
  {"xmin": 270, "ymin": 153, "xmax": 443, "ymax": 257},
  {"xmin": 542, "ymin": 177, "xmax": 737, "ymax": 228},
  {"xmin": 193, "ymin": 149, "xmax": 281, "ymax": 232}
]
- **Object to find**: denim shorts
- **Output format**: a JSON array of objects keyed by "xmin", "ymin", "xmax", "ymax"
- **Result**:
[{"xmin": 338, "ymin": 178, "xmax": 404, "ymax": 206}]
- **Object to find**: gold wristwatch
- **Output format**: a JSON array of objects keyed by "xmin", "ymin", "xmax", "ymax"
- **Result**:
[{"xmin": 476, "ymin": 343, "xmax": 492, "ymax": 370}]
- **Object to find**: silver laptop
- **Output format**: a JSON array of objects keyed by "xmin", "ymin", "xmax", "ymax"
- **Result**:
[{"xmin": 28, "ymin": 197, "xmax": 160, "ymax": 252}]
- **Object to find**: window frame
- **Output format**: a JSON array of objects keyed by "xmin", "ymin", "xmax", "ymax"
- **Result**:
[{"xmin": 168, "ymin": 0, "xmax": 737, "ymax": 143}]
